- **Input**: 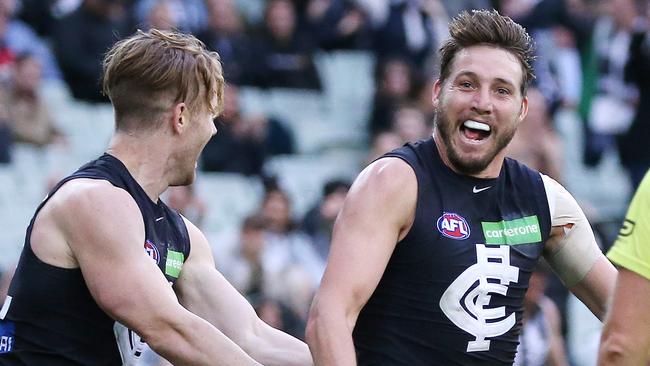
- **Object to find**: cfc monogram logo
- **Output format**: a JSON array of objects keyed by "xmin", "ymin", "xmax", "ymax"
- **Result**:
[{"xmin": 439, "ymin": 244, "xmax": 519, "ymax": 352}]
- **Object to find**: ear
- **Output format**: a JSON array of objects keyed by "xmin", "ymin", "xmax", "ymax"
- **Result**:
[
  {"xmin": 172, "ymin": 102, "xmax": 187, "ymax": 135},
  {"xmin": 518, "ymin": 95, "xmax": 529, "ymax": 123},
  {"xmin": 432, "ymin": 79, "xmax": 443, "ymax": 109}
]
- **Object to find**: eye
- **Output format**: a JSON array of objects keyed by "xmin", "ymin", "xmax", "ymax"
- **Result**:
[
  {"xmin": 496, "ymin": 87, "xmax": 511, "ymax": 95},
  {"xmin": 460, "ymin": 81, "xmax": 473, "ymax": 89}
]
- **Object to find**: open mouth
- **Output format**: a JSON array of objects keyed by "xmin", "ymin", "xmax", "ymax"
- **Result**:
[{"xmin": 460, "ymin": 120, "xmax": 491, "ymax": 141}]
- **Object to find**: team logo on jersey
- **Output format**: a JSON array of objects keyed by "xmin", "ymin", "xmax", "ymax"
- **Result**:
[
  {"xmin": 144, "ymin": 240, "xmax": 160, "ymax": 264},
  {"xmin": 439, "ymin": 244, "xmax": 519, "ymax": 352},
  {"xmin": 437, "ymin": 212, "xmax": 471, "ymax": 240}
]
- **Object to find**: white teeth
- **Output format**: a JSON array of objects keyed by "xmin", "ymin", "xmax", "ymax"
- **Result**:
[{"xmin": 463, "ymin": 120, "xmax": 490, "ymax": 132}]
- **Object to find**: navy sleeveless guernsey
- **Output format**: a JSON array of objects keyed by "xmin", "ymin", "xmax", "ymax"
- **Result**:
[
  {"xmin": 0, "ymin": 154, "xmax": 191, "ymax": 365},
  {"xmin": 353, "ymin": 138, "xmax": 552, "ymax": 365}
]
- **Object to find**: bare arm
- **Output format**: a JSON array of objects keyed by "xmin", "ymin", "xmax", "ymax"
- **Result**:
[
  {"xmin": 598, "ymin": 268, "xmax": 650, "ymax": 365},
  {"xmin": 174, "ymin": 218, "xmax": 313, "ymax": 366},
  {"xmin": 305, "ymin": 158, "xmax": 417, "ymax": 366},
  {"xmin": 56, "ymin": 180, "xmax": 259, "ymax": 366},
  {"xmin": 566, "ymin": 255, "xmax": 616, "ymax": 320}
]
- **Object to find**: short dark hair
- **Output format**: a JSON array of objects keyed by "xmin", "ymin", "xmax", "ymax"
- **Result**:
[{"xmin": 438, "ymin": 9, "xmax": 535, "ymax": 95}]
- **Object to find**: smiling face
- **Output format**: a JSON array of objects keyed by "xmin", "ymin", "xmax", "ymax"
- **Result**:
[{"xmin": 433, "ymin": 45, "xmax": 528, "ymax": 178}]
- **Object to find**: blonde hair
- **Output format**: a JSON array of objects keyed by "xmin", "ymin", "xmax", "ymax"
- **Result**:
[{"xmin": 102, "ymin": 29, "xmax": 225, "ymax": 131}]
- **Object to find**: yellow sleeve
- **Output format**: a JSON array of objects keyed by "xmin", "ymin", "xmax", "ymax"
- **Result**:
[{"xmin": 607, "ymin": 172, "xmax": 650, "ymax": 281}]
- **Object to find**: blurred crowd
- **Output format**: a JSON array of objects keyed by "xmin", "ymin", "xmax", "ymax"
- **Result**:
[{"xmin": 0, "ymin": 0, "xmax": 649, "ymax": 365}]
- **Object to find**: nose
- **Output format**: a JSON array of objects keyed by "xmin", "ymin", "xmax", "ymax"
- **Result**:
[{"xmin": 471, "ymin": 87, "xmax": 493, "ymax": 115}]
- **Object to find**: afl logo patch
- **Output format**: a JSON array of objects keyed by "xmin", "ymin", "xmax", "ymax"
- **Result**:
[
  {"xmin": 437, "ymin": 212, "xmax": 471, "ymax": 240},
  {"xmin": 144, "ymin": 240, "xmax": 160, "ymax": 264}
]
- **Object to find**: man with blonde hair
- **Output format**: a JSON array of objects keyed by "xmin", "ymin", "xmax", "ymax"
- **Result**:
[{"xmin": 0, "ymin": 29, "xmax": 312, "ymax": 366}]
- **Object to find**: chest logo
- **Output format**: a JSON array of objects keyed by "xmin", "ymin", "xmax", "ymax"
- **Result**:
[
  {"xmin": 437, "ymin": 212, "xmax": 471, "ymax": 240},
  {"xmin": 439, "ymin": 244, "xmax": 519, "ymax": 352},
  {"xmin": 144, "ymin": 240, "xmax": 160, "ymax": 264}
]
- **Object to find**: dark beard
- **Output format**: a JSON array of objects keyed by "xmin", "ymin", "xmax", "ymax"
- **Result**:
[{"xmin": 434, "ymin": 111, "xmax": 516, "ymax": 175}]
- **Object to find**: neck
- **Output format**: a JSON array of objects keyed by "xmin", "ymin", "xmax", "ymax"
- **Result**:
[{"xmin": 106, "ymin": 132, "xmax": 172, "ymax": 202}]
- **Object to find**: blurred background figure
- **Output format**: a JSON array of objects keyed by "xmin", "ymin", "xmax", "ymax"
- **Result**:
[
  {"xmin": 368, "ymin": 57, "xmax": 415, "ymax": 135},
  {"xmin": 580, "ymin": 0, "xmax": 639, "ymax": 168},
  {"xmin": 257, "ymin": 183, "xmax": 323, "ymax": 323},
  {"xmin": 507, "ymin": 87, "xmax": 563, "ymax": 182},
  {"xmin": 303, "ymin": 0, "xmax": 371, "ymax": 51},
  {"xmin": 390, "ymin": 103, "xmax": 432, "ymax": 144},
  {"xmin": 201, "ymin": 85, "xmax": 295, "ymax": 175},
  {"xmin": 249, "ymin": 0, "xmax": 322, "ymax": 90},
  {"xmin": 199, "ymin": 0, "xmax": 254, "ymax": 85},
  {"xmin": 222, "ymin": 214, "xmax": 267, "ymax": 298},
  {"xmin": 0, "ymin": 0, "xmax": 61, "ymax": 80},
  {"xmin": 52, "ymin": 0, "xmax": 128, "ymax": 103},
  {"xmin": 301, "ymin": 179, "xmax": 350, "ymax": 261},
  {"xmin": 514, "ymin": 264, "xmax": 570, "ymax": 366},
  {"xmin": 617, "ymin": 0, "xmax": 650, "ymax": 190},
  {"xmin": 165, "ymin": 185, "xmax": 207, "ymax": 229},
  {"xmin": 360, "ymin": 0, "xmax": 449, "ymax": 69},
  {"xmin": 140, "ymin": 0, "xmax": 176, "ymax": 31},
  {"xmin": 134, "ymin": 0, "xmax": 208, "ymax": 33},
  {"xmin": 0, "ymin": 53, "xmax": 64, "ymax": 148}
]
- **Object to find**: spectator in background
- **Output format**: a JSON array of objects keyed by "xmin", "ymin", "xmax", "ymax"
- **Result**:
[
  {"xmin": 514, "ymin": 265, "xmax": 570, "ymax": 366},
  {"xmin": 368, "ymin": 57, "xmax": 415, "ymax": 135},
  {"xmin": 507, "ymin": 87, "xmax": 563, "ymax": 182},
  {"xmin": 365, "ymin": 130, "xmax": 402, "ymax": 165},
  {"xmin": 250, "ymin": 0, "xmax": 322, "ymax": 90},
  {"xmin": 391, "ymin": 104, "xmax": 432, "ymax": 143},
  {"xmin": 502, "ymin": 0, "xmax": 590, "ymax": 115},
  {"xmin": 141, "ymin": 0, "xmax": 176, "ymax": 31},
  {"xmin": 257, "ymin": 184, "xmax": 324, "ymax": 320},
  {"xmin": 618, "ymin": 1, "xmax": 650, "ymax": 190},
  {"xmin": 0, "ymin": 0, "xmax": 61, "ymax": 80},
  {"xmin": 254, "ymin": 296, "xmax": 306, "ymax": 340},
  {"xmin": 165, "ymin": 185, "xmax": 207, "ymax": 229},
  {"xmin": 201, "ymin": 85, "xmax": 294, "ymax": 175},
  {"xmin": 301, "ymin": 179, "xmax": 350, "ymax": 261},
  {"xmin": 369, "ymin": 0, "xmax": 448, "ymax": 69},
  {"xmin": 134, "ymin": 0, "xmax": 208, "ymax": 33},
  {"xmin": 579, "ymin": 0, "xmax": 639, "ymax": 167},
  {"xmin": 198, "ymin": 0, "xmax": 255, "ymax": 85},
  {"xmin": 53, "ymin": 0, "xmax": 129, "ymax": 103},
  {"xmin": 303, "ymin": 0, "xmax": 371, "ymax": 51},
  {"xmin": 223, "ymin": 214, "xmax": 267, "ymax": 298},
  {"xmin": 0, "ymin": 53, "xmax": 64, "ymax": 147}
]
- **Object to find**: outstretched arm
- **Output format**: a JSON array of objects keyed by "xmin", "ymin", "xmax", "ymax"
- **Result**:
[
  {"xmin": 305, "ymin": 158, "xmax": 417, "ymax": 366},
  {"xmin": 175, "ymin": 218, "xmax": 313, "ymax": 366}
]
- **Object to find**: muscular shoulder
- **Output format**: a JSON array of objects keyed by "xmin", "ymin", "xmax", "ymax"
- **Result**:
[
  {"xmin": 344, "ymin": 157, "xmax": 417, "ymax": 236},
  {"xmin": 47, "ymin": 178, "xmax": 143, "ymax": 239},
  {"xmin": 356, "ymin": 157, "xmax": 416, "ymax": 196}
]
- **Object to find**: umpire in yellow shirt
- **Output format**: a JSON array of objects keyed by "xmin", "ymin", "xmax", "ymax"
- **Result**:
[{"xmin": 598, "ymin": 171, "xmax": 650, "ymax": 365}]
